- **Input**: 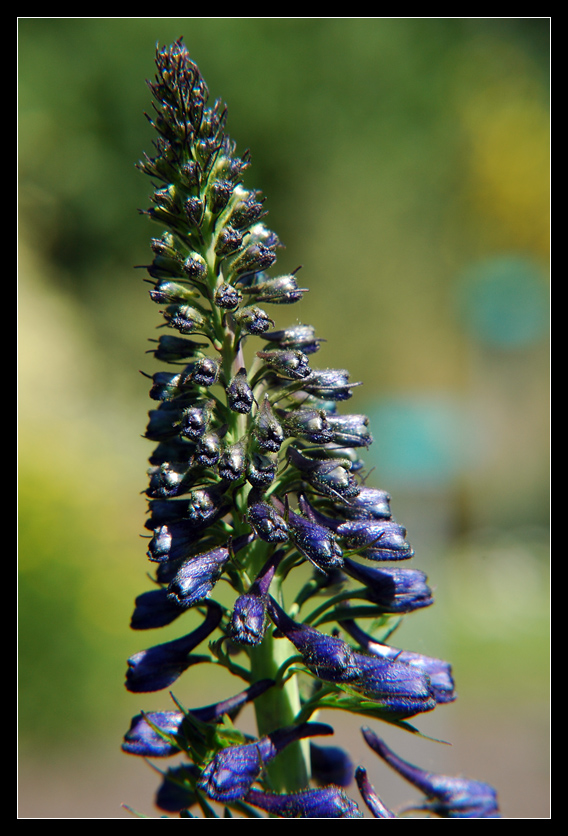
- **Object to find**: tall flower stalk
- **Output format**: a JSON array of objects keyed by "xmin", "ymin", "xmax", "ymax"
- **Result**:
[{"xmin": 122, "ymin": 39, "xmax": 500, "ymax": 818}]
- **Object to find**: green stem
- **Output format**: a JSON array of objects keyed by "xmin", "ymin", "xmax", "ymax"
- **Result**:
[{"xmin": 246, "ymin": 546, "xmax": 311, "ymax": 792}]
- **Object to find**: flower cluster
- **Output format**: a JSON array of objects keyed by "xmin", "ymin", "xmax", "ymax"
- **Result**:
[{"xmin": 122, "ymin": 39, "xmax": 499, "ymax": 818}]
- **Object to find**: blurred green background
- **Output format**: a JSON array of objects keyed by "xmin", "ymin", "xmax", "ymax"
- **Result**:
[{"xmin": 18, "ymin": 18, "xmax": 549, "ymax": 818}]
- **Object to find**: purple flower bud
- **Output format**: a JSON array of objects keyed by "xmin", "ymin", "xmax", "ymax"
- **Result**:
[
  {"xmin": 145, "ymin": 404, "xmax": 182, "ymax": 442},
  {"xmin": 247, "ymin": 451, "xmax": 278, "ymax": 487},
  {"xmin": 230, "ymin": 592, "xmax": 267, "ymax": 646},
  {"xmin": 354, "ymin": 766, "xmax": 396, "ymax": 818},
  {"xmin": 268, "ymin": 599, "xmax": 436, "ymax": 715},
  {"xmin": 276, "ymin": 501, "xmax": 343, "ymax": 573},
  {"xmin": 209, "ymin": 179, "xmax": 234, "ymax": 213},
  {"xmin": 350, "ymin": 652, "xmax": 436, "ymax": 713},
  {"xmin": 263, "ymin": 324, "xmax": 324, "ymax": 355},
  {"xmin": 217, "ymin": 439, "xmax": 247, "ymax": 481},
  {"xmin": 180, "ymin": 400, "xmax": 214, "ymax": 440},
  {"xmin": 182, "ymin": 252, "xmax": 208, "ymax": 282},
  {"xmin": 243, "ymin": 273, "xmax": 307, "ymax": 304},
  {"xmin": 288, "ymin": 447, "xmax": 360, "ymax": 502},
  {"xmin": 185, "ymin": 485, "xmax": 228, "ymax": 524},
  {"xmin": 198, "ymin": 740, "xmax": 264, "ymax": 801},
  {"xmin": 256, "ymin": 348, "xmax": 311, "ymax": 379},
  {"xmin": 334, "ymin": 486, "xmax": 392, "ymax": 521},
  {"xmin": 245, "ymin": 786, "xmax": 362, "ymax": 818},
  {"xmin": 148, "ymin": 334, "xmax": 209, "ymax": 363},
  {"xmin": 147, "ymin": 519, "xmax": 207, "ymax": 563},
  {"xmin": 253, "ymin": 397, "xmax": 285, "ymax": 452},
  {"xmin": 226, "ymin": 368, "xmax": 254, "ymax": 414},
  {"xmin": 310, "ymin": 743, "xmax": 354, "ymax": 788},
  {"xmin": 246, "ymin": 496, "xmax": 289, "ymax": 543},
  {"xmin": 199, "ymin": 722, "xmax": 333, "ymax": 801},
  {"xmin": 215, "ymin": 225, "xmax": 243, "ymax": 256},
  {"xmin": 326, "ymin": 413, "xmax": 373, "ymax": 448},
  {"xmin": 231, "ymin": 242, "xmax": 277, "ymax": 275},
  {"xmin": 162, "ymin": 303, "xmax": 207, "ymax": 334},
  {"xmin": 167, "ymin": 546, "xmax": 231, "ymax": 608},
  {"xmin": 184, "ymin": 195, "xmax": 205, "ymax": 227},
  {"xmin": 343, "ymin": 558, "xmax": 434, "ymax": 612},
  {"xmin": 195, "ymin": 429, "xmax": 223, "ymax": 467},
  {"xmin": 146, "ymin": 461, "xmax": 193, "ymax": 498},
  {"xmin": 125, "ymin": 602, "xmax": 222, "ymax": 692},
  {"xmin": 277, "ymin": 407, "xmax": 334, "ymax": 444},
  {"xmin": 187, "ymin": 356, "xmax": 221, "ymax": 387},
  {"xmin": 230, "ymin": 550, "xmax": 285, "ymax": 645},
  {"xmin": 302, "ymin": 369, "xmax": 361, "ymax": 401},
  {"xmin": 148, "ymin": 370, "xmax": 187, "ymax": 402},
  {"xmin": 337, "ymin": 519, "xmax": 414, "ymax": 560},
  {"xmin": 267, "ymin": 597, "xmax": 360, "ymax": 683},
  {"xmin": 149, "ymin": 280, "xmax": 198, "ymax": 305},
  {"xmin": 145, "ymin": 497, "xmax": 192, "ymax": 529},
  {"xmin": 361, "ymin": 729, "xmax": 500, "ymax": 818},
  {"xmin": 122, "ymin": 711, "xmax": 184, "ymax": 756},
  {"xmin": 234, "ymin": 305, "xmax": 275, "ymax": 334},
  {"xmin": 342, "ymin": 620, "xmax": 455, "ymax": 704},
  {"xmin": 228, "ymin": 190, "xmax": 266, "ymax": 229},
  {"xmin": 130, "ymin": 588, "xmax": 186, "ymax": 628},
  {"xmin": 213, "ymin": 281, "xmax": 240, "ymax": 309}
]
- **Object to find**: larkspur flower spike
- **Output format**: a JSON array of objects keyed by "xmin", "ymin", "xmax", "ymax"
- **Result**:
[{"xmin": 122, "ymin": 38, "xmax": 499, "ymax": 818}]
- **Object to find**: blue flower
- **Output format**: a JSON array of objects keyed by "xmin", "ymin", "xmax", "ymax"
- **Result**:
[
  {"xmin": 198, "ymin": 722, "xmax": 333, "ymax": 801},
  {"xmin": 245, "ymin": 786, "xmax": 362, "ymax": 818},
  {"xmin": 301, "ymin": 368, "xmax": 361, "ymax": 401},
  {"xmin": 310, "ymin": 743, "xmax": 354, "ymax": 788},
  {"xmin": 361, "ymin": 728, "xmax": 500, "ymax": 818},
  {"xmin": 342, "ymin": 620, "xmax": 456, "ymax": 704},
  {"xmin": 226, "ymin": 368, "xmax": 254, "ymax": 414},
  {"xmin": 122, "ymin": 711, "xmax": 184, "ymax": 756},
  {"xmin": 288, "ymin": 447, "xmax": 360, "ymax": 501},
  {"xmin": 333, "ymin": 486, "xmax": 392, "ymax": 520},
  {"xmin": 167, "ymin": 547, "xmax": 230, "ymax": 608},
  {"xmin": 125, "ymin": 602, "xmax": 221, "ymax": 692},
  {"xmin": 230, "ymin": 592, "xmax": 267, "ymax": 646},
  {"xmin": 246, "ymin": 495, "xmax": 289, "ymax": 543},
  {"xmin": 267, "ymin": 598, "xmax": 436, "ymax": 716},
  {"xmin": 230, "ymin": 550, "xmax": 285, "ymax": 645},
  {"xmin": 354, "ymin": 767, "xmax": 395, "ymax": 818},
  {"xmin": 262, "ymin": 324, "xmax": 324, "ymax": 355},
  {"xmin": 325, "ymin": 413, "xmax": 373, "ymax": 448},
  {"xmin": 269, "ymin": 497, "xmax": 343, "ymax": 573},
  {"xmin": 337, "ymin": 519, "xmax": 414, "ymax": 560},
  {"xmin": 256, "ymin": 348, "xmax": 312, "ymax": 379},
  {"xmin": 130, "ymin": 588, "xmax": 186, "ymax": 629},
  {"xmin": 342, "ymin": 558, "xmax": 434, "ymax": 612}
]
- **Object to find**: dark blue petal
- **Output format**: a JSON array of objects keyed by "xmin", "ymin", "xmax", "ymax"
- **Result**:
[
  {"xmin": 245, "ymin": 786, "xmax": 362, "ymax": 818},
  {"xmin": 343, "ymin": 558, "xmax": 434, "ymax": 612},
  {"xmin": 310, "ymin": 743, "xmax": 354, "ymax": 788},
  {"xmin": 361, "ymin": 729, "xmax": 500, "ymax": 818},
  {"xmin": 198, "ymin": 722, "xmax": 332, "ymax": 801},
  {"xmin": 342, "ymin": 620, "xmax": 455, "ymax": 704},
  {"xmin": 167, "ymin": 547, "xmax": 230, "ymax": 607},
  {"xmin": 122, "ymin": 711, "xmax": 184, "ymax": 756},
  {"xmin": 230, "ymin": 592, "xmax": 267, "ymax": 646},
  {"xmin": 130, "ymin": 588, "xmax": 186, "ymax": 629},
  {"xmin": 354, "ymin": 767, "xmax": 396, "ymax": 817},
  {"xmin": 338, "ymin": 519, "xmax": 414, "ymax": 560},
  {"xmin": 125, "ymin": 602, "xmax": 221, "ymax": 692}
]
